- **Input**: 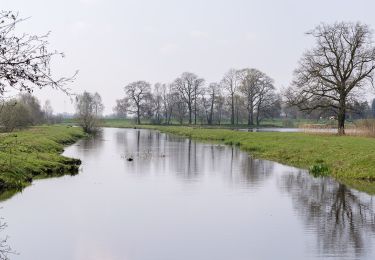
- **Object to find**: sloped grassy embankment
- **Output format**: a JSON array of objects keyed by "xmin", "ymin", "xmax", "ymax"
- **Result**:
[
  {"xmin": 0, "ymin": 125, "xmax": 84, "ymax": 196},
  {"xmin": 102, "ymin": 122, "xmax": 375, "ymax": 194}
]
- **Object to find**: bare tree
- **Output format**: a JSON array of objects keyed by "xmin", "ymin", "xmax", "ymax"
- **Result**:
[
  {"xmin": 221, "ymin": 69, "xmax": 239, "ymax": 125},
  {"xmin": 256, "ymin": 92, "xmax": 279, "ymax": 125},
  {"xmin": 152, "ymin": 83, "xmax": 163, "ymax": 124},
  {"xmin": 43, "ymin": 100, "xmax": 53, "ymax": 124},
  {"xmin": 75, "ymin": 91, "xmax": 103, "ymax": 133},
  {"xmin": 215, "ymin": 93, "xmax": 225, "ymax": 125},
  {"xmin": 92, "ymin": 93, "xmax": 104, "ymax": 117},
  {"xmin": 172, "ymin": 92, "xmax": 187, "ymax": 124},
  {"xmin": 0, "ymin": 11, "xmax": 77, "ymax": 96},
  {"xmin": 160, "ymin": 83, "xmax": 175, "ymax": 124},
  {"xmin": 234, "ymin": 94, "xmax": 245, "ymax": 124},
  {"xmin": 203, "ymin": 83, "xmax": 220, "ymax": 124},
  {"xmin": 173, "ymin": 72, "xmax": 204, "ymax": 124},
  {"xmin": 286, "ymin": 22, "xmax": 375, "ymax": 135},
  {"xmin": 124, "ymin": 81, "xmax": 151, "ymax": 124},
  {"xmin": 255, "ymin": 74, "xmax": 275, "ymax": 125},
  {"xmin": 238, "ymin": 68, "xmax": 262, "ymax": 126},
  {"xmin": 113, "ymin": 98, "xmax": 129, "ymax": 119}
]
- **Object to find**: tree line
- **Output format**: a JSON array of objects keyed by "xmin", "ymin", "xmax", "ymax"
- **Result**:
[
  {"xmin": 113, "ymin": 69, "xmax": 282, "ymax": 126},
  {"xmin": 111, "ymin": 67, "xmax": 374, "ymax": 128}
]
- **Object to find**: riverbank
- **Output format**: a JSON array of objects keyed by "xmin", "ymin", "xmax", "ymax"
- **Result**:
[
  {"xmin": 102, "ymin": 121, "xmax": 375, "ymax": 194},
  {"xmin": 0, "ymin": 125, "xmax": 85, "ymax": 194},
  {"xmin": 99, "ymin": 118, "xmax": 330, "ymax": 129}
]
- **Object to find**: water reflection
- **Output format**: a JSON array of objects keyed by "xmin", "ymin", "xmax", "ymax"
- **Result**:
[
  {"xmin": 1, "ymin": 128, "xmax": 375, "ymax": 260},
  {"xmin": 0, "ymin": 217, "xmax": 14, "ymax": 259},
  {"xmin": 113, "ymin": 130, "xmax": 274, "ymax": 187},
  {"xmin": 78, "ymin": 131, "xmax": 105, "ymax": 157},
  {"xmin": 279, "ymin": 171, "xmax": 375, "ymax": 259},
  {"xmin": 237, "ymin": 153, "xmax": 274, "ymax": 188}
]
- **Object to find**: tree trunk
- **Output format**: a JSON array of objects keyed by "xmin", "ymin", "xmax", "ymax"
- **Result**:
[
  {"xmin": 164, "ymin": 111, "xmax": 168, "ymax": 124},
  {"xmin": 236, "ymin": 106, "xmax": 239, "ymax": 125},
  {"xmin": 231, "ymin": 94, "xmax": 235, "ymax": 125},
  {"xmin": 188, "ymin": 105, "xmax": 192, "ymax": 124},
  {"xmin": 167, "ymin": 108, "xmax": 172, "ymax": 124},
  {"xmin": 209, "ymin": 100, "xmax": 214, "ymax": 125},
  {"xmin": 247, "ymin": 94, "xmax": 254, "ymax": 126},
  {"xmin": 137, "ymin": 107, "xmax": 141, "ymax": 125},
  {"xmin": 337, "ymin": 98, "xmax": 346, "ymax": 135},
  {"xmin": 248, "ymin": 105, "xmax": 254, "ymax": 126},
  {"xmin": 256, "ymin": 102, "xmax": 261, "ymax": 126},
  {"xmin": 194, "ymin": 98, "xmax": 197, "ymax": 125}
]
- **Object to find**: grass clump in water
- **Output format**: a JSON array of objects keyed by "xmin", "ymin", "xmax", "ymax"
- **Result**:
[{"xmin": 309, "ymin": 160, "xmax": 330, "ymax": 177}]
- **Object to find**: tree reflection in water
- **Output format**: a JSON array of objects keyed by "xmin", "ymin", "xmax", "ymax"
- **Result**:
[
  {"xmin": 279, "ymin": 171, "xmax": 375, "ymax": 258},
  {"xmin": 113, "ymin": 129, "xmax": 275, "ymax": 187},
  {"xmin": 0, "ymin": 218, "xmax": 14, "ymax": 260},
  {"xmin": 236, "ymin": 150, "xmax": 274, "ymax": 188},
  {"xmin": 80, "ymin": 131, "xmax": 105, "ymax": 154},
  {"xmin": 103, "ymin": 129, "xmax": 375, "ymax": 258}
]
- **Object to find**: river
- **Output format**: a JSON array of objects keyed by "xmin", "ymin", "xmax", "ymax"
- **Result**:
[{"xmin": 1, "ymin": 128, "xmax": 375, "ymax": 260}]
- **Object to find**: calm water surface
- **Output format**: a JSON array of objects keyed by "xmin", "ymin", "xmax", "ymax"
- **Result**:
[{"xmin": 1, "ymin": 128, "xmax": 375, "ymax": 260}]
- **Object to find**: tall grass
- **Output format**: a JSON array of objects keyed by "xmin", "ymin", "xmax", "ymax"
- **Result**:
[
  {"xmin": 353, "ymin": 119, "xmax": 375, "ymax": 137},
  {"xmin": 302, "ymin": 119, "xmax": 375, "ymax": 137}
]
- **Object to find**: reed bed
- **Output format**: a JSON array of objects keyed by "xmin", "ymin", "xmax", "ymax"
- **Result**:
[{"xmin": 301, "ymin": 119, "xmax": 375, "ymax": 137}]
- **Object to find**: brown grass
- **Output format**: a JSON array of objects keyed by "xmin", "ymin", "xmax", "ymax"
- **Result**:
[{"xmin": 301, "ymin": 119, "xmax": 375, "ymax": 137}]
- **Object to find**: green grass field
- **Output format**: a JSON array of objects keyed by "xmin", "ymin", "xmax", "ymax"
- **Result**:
[
  {"xmin": 101, "ymin": 119, "xmax": 375, "ymax": 194},
  {"xmin": 0, "ymin": 125, "xmax": 85, "ymax": 195}
]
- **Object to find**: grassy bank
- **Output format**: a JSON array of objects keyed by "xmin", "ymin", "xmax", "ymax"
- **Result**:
[
  {"xmin": 98, "ymin": 118, "xmax": 331, "ymax": 129},
  {"xmin": 0, "ymin": 125, "xmax": 84, "ymax": 194},
  {"xmin": 103, "ymin": 120, "xmax": 375, "ymax": 194}
]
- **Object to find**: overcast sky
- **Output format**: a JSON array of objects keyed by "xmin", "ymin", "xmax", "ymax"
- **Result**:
[{"xmin": 3, "ymin": 0, "xmax": 375, "ymax": 114}]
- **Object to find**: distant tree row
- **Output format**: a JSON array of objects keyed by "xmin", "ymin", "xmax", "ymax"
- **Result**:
[
  {"xmin": 113, "ymin": 70, "xmax": 375, "ymax": 127},
  {"xmin": 114, "ymin": 69, "xmax": 282, "ymax": 125}
]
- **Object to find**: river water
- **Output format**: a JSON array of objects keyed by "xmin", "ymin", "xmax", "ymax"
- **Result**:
[{"xmin": 1, "ymin": 128, "xmax": 375, "ymax": 260}]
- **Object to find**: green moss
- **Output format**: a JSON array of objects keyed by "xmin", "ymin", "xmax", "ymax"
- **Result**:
[{"xmin": 0, "ymin": 125, "xmax": 84, "ymax": 196}]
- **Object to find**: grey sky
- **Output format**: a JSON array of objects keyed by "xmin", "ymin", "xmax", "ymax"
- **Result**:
[{"xmin": 3, "ymin": 0, "xmax": 375, "ymax": 114}]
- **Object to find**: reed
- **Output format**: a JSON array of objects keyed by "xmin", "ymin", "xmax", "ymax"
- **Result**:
[{"xmin": 301, "ymin": 120, "xmax": 375, "ymax": 137}]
